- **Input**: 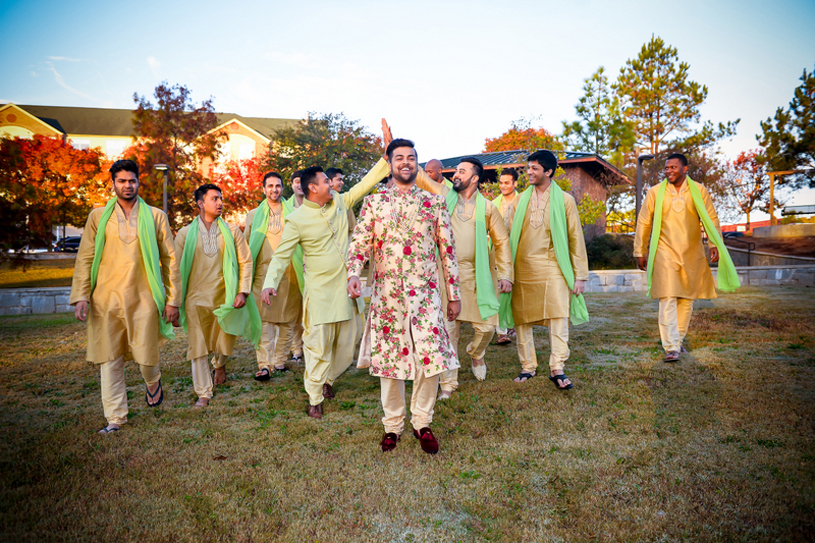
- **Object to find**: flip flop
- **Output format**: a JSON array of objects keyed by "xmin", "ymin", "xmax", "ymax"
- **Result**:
[
  {"xmin": 273, "ymin": 365, "xmax": 289, "ymax": 373},
  {"xmin": 548, "ymin": 374, "xmax": 574, "ymax": 390},
  {"xmin": 145, "ymin": 380, "xmax": 164, "ymax": 407},
  {"xmin": 255, "ymin": 367, "xmax": 272, "ymax": 381},
  {"xmin": 98, "ymin": 425, "xmax": 119, "ymax": 434}
]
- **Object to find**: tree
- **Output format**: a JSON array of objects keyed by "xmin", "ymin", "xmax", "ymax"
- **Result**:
[
  {"xmin": 614, "ymin": 36, "xmax": 738, "ymax": 158},
  {"xmin": 0, "ymin": 135, "xmax": 108, "ymax": 257},
  {"xmin": 562, "ymin": 66, "xmax": 635, "ymax": 167},
  {"xmin": 262, "ymin": 112, "xmax": 383, "ymax": 192},
  {"xmin": 759, "ymin": 65, "xmax": 815, "ymax": 188},
  {"xmin": 715, "ymin": 149, "xmax": 778, "ymax": 228},
  {"xmin": 484, "ymin": 119, "xmax": 563, "ymax": 153},
  {"xmin": 208, "ymin": 156, "xmax": 266, "ymax": 227},
  {"xmin": 130, "ymin": 82, "xmax": 223, "ymax": 229}
]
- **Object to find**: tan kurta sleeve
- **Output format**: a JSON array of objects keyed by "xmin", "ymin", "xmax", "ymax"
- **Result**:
[
  {"xmin": 245, "ymin": 209, "xmax": 257, "ymax": 245},
  {"xmin": 341, "ymin": 158, "xmax": 390, "ymax": 209},
  {"xmin": 486, "ymin": 202, "xmax": 513, "ymax": 283},
  {"xmin": 565, "ymin": 195, "xmax": 589, "ymax": 281},
  {"xmin": 155, "ymin": 209, "xmax": 181, "ymax": 307},
  {"xmin": 633, "ymin": 187, "xmax": 656, "ymax": 258},
  {"xmin": 232, "ymin": 224, "xmax": 253, "ymax": 295},
  {"xmin": 416, "ymin": 168, "xmax": 445, "ymax": 196},
  {"xmin": 69, "ymin": 210, "xmax": 100, "ymax": 305}
]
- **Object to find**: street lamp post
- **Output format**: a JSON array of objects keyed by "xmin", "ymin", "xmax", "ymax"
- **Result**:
[
  {"xmin": 636, "ymin": 154, "xmax": 655, "ymax": 222},
  {"xmin": 154, "ymin": 164, "xmax": 170, "ymax": 215}
]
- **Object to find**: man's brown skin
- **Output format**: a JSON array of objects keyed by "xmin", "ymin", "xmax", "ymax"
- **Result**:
[
  {"xmin": 498, "ymin": 173, "xmax": 517, "ymax": 200},
  {"xmin": 636, "ymin": 158, "xmax": 719, "ymax": 271},
  {"xmin": 425, "ymin": 159, "xmax": 444, "ymax": 183}
]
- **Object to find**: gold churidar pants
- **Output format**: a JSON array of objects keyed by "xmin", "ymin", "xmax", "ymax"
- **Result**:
[
  {"xmin": 439, "ymin": 319, "xmax": 495, "ymax": 392},
  {"xmin": 255, "ymin": 321, "xmax": 296, "ymax": 370},
  {"xmin": 658, "ymin": 297, "xmax": 694, "ymax": 352},
  {"xmin": 380, "ymin": 369, "xmax": 440, "ymax": 435},
  {"xmin": 100, "ymin": 355, "xmax": 161, "ymax": 425},
  {"xmin": 515, "ymin": 318, "xmax": 569, "ymax": 374}
]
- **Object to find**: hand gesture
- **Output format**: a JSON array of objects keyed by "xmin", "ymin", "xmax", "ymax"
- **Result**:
[{"xmin": 347, "ymin": 276, "xmax": 362, "ymax": 299}]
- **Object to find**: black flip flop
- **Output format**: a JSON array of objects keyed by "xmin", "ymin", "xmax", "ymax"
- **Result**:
[
  {"xmin": 548, "ymin": 374, "xmax": 573, "ymax": 390},
  {"xmin": 514, "ymin": 372, "xmax": 536, "ymax": 382},
  {"xmin": 145, "ymin": 379, "xmax": 164, "ymax": 407},
  {"xmin": 254, "ymin": 367, "xmax": 272, "ymax": 381}
]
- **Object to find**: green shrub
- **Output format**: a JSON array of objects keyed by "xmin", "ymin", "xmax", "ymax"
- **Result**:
[{"xmin": 586, "ymin": 233, "xmax": 636, "ymax": 270}]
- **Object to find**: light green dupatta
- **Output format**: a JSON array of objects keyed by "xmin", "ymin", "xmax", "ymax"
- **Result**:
[
  {"xmin": 248, "ymin": 199, "xmax": 305, "ymax": 295},
  {"xmin": 446, "ymin": 191, "xmax": 500, "ymax": 320},
  {"xmin": 499, "ymin": 183, "xmax": 589, "ymax": 328},
  {"xmin": 90, "ymin": 197, "xmax": 174, "ymax": 340},
  {"xmin": 179, "ymin": 217, "xmax": 262, "ymax": 348},
  {"xmin": 646, "ymin": 178, "xmax": 740, "ymax": 297}
]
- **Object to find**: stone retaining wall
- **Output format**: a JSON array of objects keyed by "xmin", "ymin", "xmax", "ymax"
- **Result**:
[
  {"xmin": 0, "ymin": 287, "xmax": 72, "ymax": 316},
  {"xmin": 3, "ymin": 266, "xmax": 813, "ymax": 316}
]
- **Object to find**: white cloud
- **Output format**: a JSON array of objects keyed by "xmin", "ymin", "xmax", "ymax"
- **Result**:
[
  {"xmin": 45, "ymin": 62, "xmax": 102, "ymax": 103},
  {"xmin": 148, "ymin": 56, "xmax": 160, "ymax": 77}
]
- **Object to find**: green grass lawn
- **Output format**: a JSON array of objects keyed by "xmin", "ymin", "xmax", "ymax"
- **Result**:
[
  {"xmin": 0, "ymin": 258, "xmax": 75, "ymax": 288},
  {"xmin": 1, "ymin": 287, "xmax": 813, "ymax": 542}
]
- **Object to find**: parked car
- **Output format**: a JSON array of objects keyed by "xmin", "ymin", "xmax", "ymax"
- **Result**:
[
  {"xmin": 723, "ymin": 231, "xmax": 744, "ymax": 238},
  {"xmin": 54, "ymin": 236, "xmax": 82, "ymax": 252}
]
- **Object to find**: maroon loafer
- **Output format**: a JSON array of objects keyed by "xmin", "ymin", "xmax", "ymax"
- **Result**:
[{"xmin": 413, "ymin": 427, "xmax": 439, "ymax": 454}]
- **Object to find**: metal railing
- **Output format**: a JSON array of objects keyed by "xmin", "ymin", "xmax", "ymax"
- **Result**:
[{"xmin": 725, "ymin": 237, "xmax": 756, "ymax": 266}]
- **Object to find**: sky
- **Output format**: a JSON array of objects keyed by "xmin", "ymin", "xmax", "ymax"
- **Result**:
[{"xmin": 1, "ymin": 0, "xmax": 813, "ymax": 213}]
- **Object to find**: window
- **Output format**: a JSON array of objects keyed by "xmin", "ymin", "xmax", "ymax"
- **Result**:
[
  {"xmin": 106, "ymin": 139, "xmax": 127, "ymax": 158},
  {"xmin": 71, "ymin": 138, "xmax": 90, "ymax": 151}
]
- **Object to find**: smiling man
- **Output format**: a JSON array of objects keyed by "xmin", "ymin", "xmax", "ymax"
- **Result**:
[
  {"xmin": 70, "ymin": 159, "xmax": 180, "ymax": 434},
  {"xmin": 499, "ymin": 150, "xmax": 589, "ymax": 391},
  {"xmin": 415, "ymin": 157, "xmax": 512, "ymax": 399},
  {"xmin": 245, "ymin": 172, "xmax": 304, "ymax": 379},
  {"xmin": 262, "ymin": 159, "xmax": 389, "ymax": 420},
  {"xmin": 347, "ymin": 136, "xmax": 461, "ymax": 454},
  {"xmin": 174, "ymin": 184, "xmax": 258, "ymax": 408},
  {"xmin": 634, "ymin": 153, "xmax": 739, "ymax": 362},
  {"xmin": 493, "ymin": 168, "xmax": 520, "ymax": 345}
]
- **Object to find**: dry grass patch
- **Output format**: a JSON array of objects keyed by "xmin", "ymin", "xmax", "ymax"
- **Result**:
[
  {"xmin": 1, "ymin": 287, "xmax": 814, "ymax": 542},
  {"xmin": 0, "ymin": 259, "xmax": 75, "ymax": 288}
]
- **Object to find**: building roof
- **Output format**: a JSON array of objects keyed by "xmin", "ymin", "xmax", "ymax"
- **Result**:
[
  {"xmin": 15, "ymin": 104, "xmax": 296, "ymax": 139},
  {"xmin": 430, "ymin": 149, "xmax": 631, "ymax": 186}
]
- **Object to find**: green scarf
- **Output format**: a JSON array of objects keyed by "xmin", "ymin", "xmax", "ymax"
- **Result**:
[
  {"xmin": 248, "ymin": 199, "xmax": 305, "ymax": 295},
  {"xmin": 178, "ymin": 217, "xmax": 262, "ymax": 348},
  {"xmin": 446, "ymin": 190, "xmax": 500, "ymax": 320},
  {"xmin": 647, "ymin": 178, "xmax": 740, "ymax": 296},
  {"xmin": 90, "ymin": 197, "xmax": 174, "ymax": 340},
  {"xmin": 499, "ymin": 184, "xmax": 590, "ymax": 328}
]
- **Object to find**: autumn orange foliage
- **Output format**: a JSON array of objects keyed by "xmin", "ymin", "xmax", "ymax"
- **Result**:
[{"xmin": 484, "ymin": 126, "xmax": 562, "ymax": 153}]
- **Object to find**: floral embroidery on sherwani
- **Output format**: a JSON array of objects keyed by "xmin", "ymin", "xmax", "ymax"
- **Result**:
[{"xmin": 348, "ymin": 184, "xmax": 461, "ymax": 380}]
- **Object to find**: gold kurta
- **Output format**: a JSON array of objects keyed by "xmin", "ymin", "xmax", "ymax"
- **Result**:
[
  {"xmin": 70, "ymin": 201, "xmax": 180, "ymax": 366},
  {"xmin": 493, "ymin": 192, "xmax": 519, "ymax": 231},
  {"xmin": 246, "ymin": 204, "xmax": 302, "ymax": 323},
  {"xmin": 264, "ymin": 159, "xmax": 390, "ymax": 326},
  {"xmin": 512, "ymin": 186, "xmax": 589, "ymax": 325},
  {"xmin": 634, "ymin": 181, "xmax": 719, "ymax": 299},
  {"xmin": 416, "ymin": 172, "xmax": 513, "ymax": 324},
  {"xmin": 174, "ymin": 220, "xmax": 253, "ymax": 360}
]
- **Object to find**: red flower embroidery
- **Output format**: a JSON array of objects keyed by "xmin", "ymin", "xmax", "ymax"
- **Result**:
[
  {"xmin": 409, "ymin": 289, "xmax": 416, "ymax": 296},
  {"xmin": 446, "ymin": 246, "xmax": 453, "ymax": 254},
  {"xmin": 377, "ymin": 240, "xmax": 383, "ymax": 249},
  {"xmin": 403, "ymin": 246, "xmax": 412, "ymax": 255},
  {"xmin": 356, "ymin": 254, "xmax": 364, "ymax": 260},
  {"xmin": 428, "ymin": 281, "xmax": 436, "ymax": 289},
  {"xmin": 433, "ymin": 327, "xmax": 439, "ymax": 334},
  {"xmin": 449, "ymin": 277, "xmax": 455, "ymax": 284},
  {"xmin": 422, "ymin": 357, "xmax": 431, "ymax": 365},
  {"xmin": 383, "ymin": 326, "xmax": 390, "ymax": 334},
  {"xmin": 423, "ymin": 201, "xmax": 431, "ymax": 208},
  {"xmin": 402, "ymin": 347, "xmax": 409, "ymax": 356}
]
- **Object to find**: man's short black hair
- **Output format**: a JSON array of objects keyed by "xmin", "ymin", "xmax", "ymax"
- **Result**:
[
  {"xmin": 194, "ymin": 183, "xmax": 222, "ymax": 203},
  {"xmin": 459, "ymin": 157, "xmax": 484, "ymax": 184},
  {"xmin": 500, "ymin": 168, "xmax": 519, "ymax": 182},
  {"xmin": 386, "ymin": 138, "xmax": 416, "ymax": 161},
  {"xmin": 262, "ymin": 171, "xmax": 283, "ymax": 188},
  {"xmin": 301, "ymin": 166, "xmax": 324, "ymax": 194},
  {"xmin": 528, "ymin": 150, "xmax": 558, "ymax": 174},
  {"xmin": 325, "ymin": 167, "xmax": 344, "ymax": 180},
  {"xmin": 666, "ymin": 153, "xmax": 688, "ymax": 167},
  {"xmin": 291, "ymin": 169, "xmax": 304, "ymax": 181},
  {"xmin": 110, "ymin": 159, "xmax": 139, "ymax": 179}
]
